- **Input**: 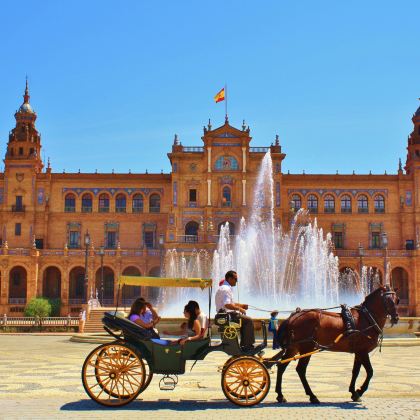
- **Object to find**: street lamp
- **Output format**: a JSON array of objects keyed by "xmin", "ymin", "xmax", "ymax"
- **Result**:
[
  {"xmin": 381, "ymin": 232, "xmax": 388, "ymax": 284},
  {"xmin": 98, "ymin": 245, "xmax": 105, "ymax": 305},
  {"xmin": 358, "ymin": 243, "xmax": 364, "ymax": 288},
  {"xmin": 84, "ymin": 230, "xmax": 90, "ymax": 302},
  {"xmin": 158, "ymin": 234, "xmax": 164, "ymax": 276}
]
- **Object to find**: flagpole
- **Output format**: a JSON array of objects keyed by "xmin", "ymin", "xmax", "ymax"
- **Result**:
[{"xmin": 225, "ymin": 83, "xmax": 228, "ymax": 120}]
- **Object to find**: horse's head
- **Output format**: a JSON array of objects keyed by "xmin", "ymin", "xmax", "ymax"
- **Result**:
[{"xmin": 381, "ymin": 285, "xmax": 400, "ymax": 326}]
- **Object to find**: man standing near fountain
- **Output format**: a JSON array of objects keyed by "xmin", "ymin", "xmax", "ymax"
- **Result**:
[{"xmin": 215, "ymin": 270, "xmax": 255, "ymax": 351}]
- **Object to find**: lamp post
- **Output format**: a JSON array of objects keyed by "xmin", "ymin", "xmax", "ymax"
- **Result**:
[
  {"xmin": 84, "ymin": 230, "xmax": 90, "ymax": 302},
  {"xmin": 381, "ymin": 232, "xmax": 388, "ymax": 284},
  {"xmin": 158, "ymin": 234, "xmax": 164, "ymax": 276},
  {"xmin": 98, "ymin": 245, "xmax": 105, "ymax": 305}
]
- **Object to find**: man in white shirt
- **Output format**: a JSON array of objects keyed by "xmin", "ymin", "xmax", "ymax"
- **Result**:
[{"xmin": 215, "ymin": 270, "xmax": 255, "ymax": 350}]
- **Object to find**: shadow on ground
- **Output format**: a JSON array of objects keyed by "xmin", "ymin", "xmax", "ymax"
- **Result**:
[{"xmin": 61, "ymin": 399, "xmax": 367, "ymax": 411}]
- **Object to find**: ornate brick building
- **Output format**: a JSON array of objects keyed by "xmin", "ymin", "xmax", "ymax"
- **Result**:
[{"xmin": 1, "ymin": 83, "xmax": 419, "ymax": 316}]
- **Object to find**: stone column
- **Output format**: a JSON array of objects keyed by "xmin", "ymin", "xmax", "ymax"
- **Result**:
[
  {"xmin": 207, "ymin": 147, "xmax": 212, "ymax": 173},
  {"xmin": 242, "ymin": 180, "xmax": 246, "ymax": 206},
  {"xmin": 242, "ymin": 147, "xmax": 246, "ymax": 173},
  {"xmin": 207, "ymin": 180, "xmax": 212, "ymax": 206}
]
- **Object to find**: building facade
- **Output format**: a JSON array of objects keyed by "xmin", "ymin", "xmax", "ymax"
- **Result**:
[{"xmin": 1, "ymin": 84, "xmax": 419, "ymax": 316}]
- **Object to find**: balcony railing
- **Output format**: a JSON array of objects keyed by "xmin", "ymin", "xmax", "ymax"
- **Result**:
[
  {"xmin": 149, "ymin": 206, "xmax": 161, "ymax": 213},
  {"xmin": 116, "ymin": 207, "xmax": 126, "ymax": 213},
  {"xmin": 335, "ymin": 249, "xmax": 414, "ymax": 258},
  {"xmin": 68, "ymin": 298, "xmax": 86, "ymax": 305},
  {"xmin": 308, "ymin": 207, "xmax": 318, "ymax": 213},
  {"xmin": 358, "ymin": 207, "xmax": 369, "ymax": 213},
  {"xmin": 132, "ymin": 207, "xmax": 144, "ymax": 213},
  {"xmin": 375, "ymin": 208, "xmax": 385, "ymax": 213},
  {"xmin": 81, "ymin": 206, "xmax": 92, "ymax": 213},
  {"xmin": 341, "ymin": 207, "xmax": 352, "ymax": 213},
  {"xmin": 250, "ymin": 147, "xmax": 269, "ymax": 153},
  {"xmin": 12, "ymin": 205, "xmax": 25, "ymax": 212},
  {"xmin": 324, "ymin": 207, "xmax": 335, "ymax": 213},
  {"xmin": 99, "ymin": 207, "xmax": 110, "ymax": 213},
  {"xmin": 8, "ymin": 298, "xmax": 27, "ymax": 304},
  {"xmin": 64, "ymin": 206, "xmax": 76, "ymax": 212},
  {"xmin": 183, "ymin": 146, "xmax": 204, "ymax": 153}
]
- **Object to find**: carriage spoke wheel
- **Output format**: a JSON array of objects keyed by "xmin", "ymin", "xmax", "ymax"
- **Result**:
[
  {"xmin": 82, "ymin": 343, "xmax": 146, "ymax": 407},
  {"xmin": 222, "ymin": 356, "xmax": 270, "ymax": 406}
]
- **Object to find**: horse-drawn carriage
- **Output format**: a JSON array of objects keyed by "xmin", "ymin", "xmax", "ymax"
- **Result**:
[
  {"xmin": 81, "ymin": 276, "xmax": 271, "ymax": 407},
  {"xmin": 81, "ymin": 276, "xmax": 399, "ymax": 406}
]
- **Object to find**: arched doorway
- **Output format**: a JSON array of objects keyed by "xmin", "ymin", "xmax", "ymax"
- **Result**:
[
  {"xmin": 95, "ymin": 267, "xmax": 115, "ymax": 306},
  {"xmin": 146, "ymin": 267, "xmax": 161, "ymax": 304},
  {"xmin": 9, "ymin": 266, "xmax": 27, "ymax": 304},
  {"xmin": 365, "ymin": 267, "xmax": 382, "ymax": 293},
  {"xmin": 69, "ymin": 266, "xmax": 86, "ymax": 304},
  {"xmin": 42, "ymin": 267, "xmax": 61, "ymax": 299},
  {"xmin": 391, "ymin": 267, "xmax": 409, "ymax": 304},
  {"xmin": 185, "ymin": 221, "xmax": 199, "ymax": 242},
  {"xmin": 121, "ymin": 266, "xmax": 142, "ymax": 306}
]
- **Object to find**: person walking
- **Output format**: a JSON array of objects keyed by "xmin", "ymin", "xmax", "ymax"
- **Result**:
[{"xmin": 215, "ymin": 270, "xmax": 255, "ymax": 351}]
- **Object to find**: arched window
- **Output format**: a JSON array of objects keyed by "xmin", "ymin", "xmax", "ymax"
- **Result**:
[
  {"xmin": 99, "ymin": 193, "xmax": 110, "ymax": 213},
  {"xmin": 391, "ymin": 267, "xmax": 409, "ymax": 304},
  {"xmin": 307, "ymin": 194, "xmax": 318, "ymax": 213},
  {"xmin": 324, "ymin": 195, "xmax": 335, "ymax": 213},
  {"xmin": 341, "ymin": 195, "xmax": 352, "ymax": 213},
  {"xmin": 64, "ymin": 193, "xmax": 76, "ymax": 212},
  {"xmin": 290, "ymin": 194, "xmax": 301, "ymax": 211},
  {"xmin": 358, "ymin": 195, "xmax": 368, "ymax": 213},
  {"xmin": 81, "ymin": 193, "xmax": 92, "ymax": 213},
  {"xmin": 215, "ymin": 156, "xmax": 239, "ymax": 171},
  {"xmin": 222, "ymin": 186, "xmax": 232, "ymax": 207},
  {"xmin": 132, "ymin": 194, "xmax": 144, "ymax": 213},
  {"xmin": 185, "ymin": 221, "xmax": 199, "ymax": 243},
  {"xmin": 218, "ymin": 221, "xmax": 235, "ymax": 236},
  {"xmin": 374, "ymin": 195, "xmax": 385, "ymax": 213},
  {"xmin": 149, "ymin": 194, "xmax": 161, "ymax": 213},
  {"xmin": 115, "ymin": 194, "xmax": 126, "ymax": 213}
]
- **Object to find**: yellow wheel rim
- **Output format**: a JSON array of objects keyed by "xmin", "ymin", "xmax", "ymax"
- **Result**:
[
  {"xmin": 82, "ymin": 343, "xmax": 145, "ymax": 407},
  {"xmin": 222, "ymin": 356, "xmax": 270, "ymax": 406}
]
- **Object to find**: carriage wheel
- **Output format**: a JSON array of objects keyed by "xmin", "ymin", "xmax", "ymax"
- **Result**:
[
  {"xmin": 82, "ymin": 342, "xmax": 146, "ymax": 407},
  {"xmin": 94, "ymin": 343, "xmax": 153, "ymax": 397},
  {"xmin": 221, "ymin": 356, "xmax": 270, "ymax": 406}
]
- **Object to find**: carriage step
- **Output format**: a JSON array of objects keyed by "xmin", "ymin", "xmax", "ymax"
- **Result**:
[{"xmin": 159, "ymin": 375, "xmax": 178, "ymax": 391}]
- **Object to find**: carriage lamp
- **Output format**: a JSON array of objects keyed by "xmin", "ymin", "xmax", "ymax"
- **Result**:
[{"xmin": 98, "ymin": 246, "xmax": 105, "ymax": 305}]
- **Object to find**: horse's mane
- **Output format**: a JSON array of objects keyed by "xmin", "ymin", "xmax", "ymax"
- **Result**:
[{"xmin": 362, "ymin": 286, "xmax": 384, "ymax": 306}]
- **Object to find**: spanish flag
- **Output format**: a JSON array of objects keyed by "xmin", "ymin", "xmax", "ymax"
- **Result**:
[{"xmin": 214, "ymin": 88, "xmax": 225, "ymax": 103}]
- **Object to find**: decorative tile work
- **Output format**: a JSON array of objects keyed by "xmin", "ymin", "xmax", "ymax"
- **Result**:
[
  {"xmin": 62, "ymin": 187, "xmax": 164, "ymax": 196},
  {"xmin": 287, "ymin": 188, "xmax": 388, "ymax": 197},
  {"xmin": 173, "ymin": 182, "xmax": 177, "ymax": 207},
  {"xmin": 276, "ymin": 182, "xmax": 281, "ymax": 207},
  {"xmin": 215, "ymin": 133, "xmax": 237, "ymax": 138},
  {"xmin": 213, "ymin": 142, "xmax": 241, "ymax": 146},
  {"xmin": 37, "ymin": 188, "xmax": 44, "ymax": 205}
]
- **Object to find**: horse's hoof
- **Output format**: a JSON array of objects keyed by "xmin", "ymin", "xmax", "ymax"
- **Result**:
[
  {"xmin": 276, "ymin": 396, "xmax": 287, "ymax": 403},
  {"xmin": 310, "ymin": 396, "xmax": 320, "ymax": 404},
  {"xmin": 356, "ymin": 388, "xmax": 364, "ymax": 397},
  {"xmin": 351, "ymin": 392, "xmax": 361, "ymax": 402}
]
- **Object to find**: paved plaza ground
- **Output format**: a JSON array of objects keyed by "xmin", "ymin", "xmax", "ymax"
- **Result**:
[{"xmin": 0, "ymin": 336, "xmax": 419, "ymax": 419}]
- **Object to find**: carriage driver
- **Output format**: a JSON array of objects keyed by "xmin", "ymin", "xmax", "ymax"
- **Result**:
[{"xmin": 215, "ymin": 270, "xmax": 255, "ymax": 351}]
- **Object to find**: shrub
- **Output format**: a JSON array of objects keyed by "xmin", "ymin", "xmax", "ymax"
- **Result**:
[
  {"xmin": 24, "ymin": 297, "xmax": 52, "ymax": 318},
  {"xmin": 48, "ymin": 298, "xmax": 62, "ymax": 316}
]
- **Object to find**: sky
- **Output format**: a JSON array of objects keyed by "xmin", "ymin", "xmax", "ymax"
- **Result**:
[{"xmin": 0, "ymin": 0, "xmax": 419, "ymax": 175}]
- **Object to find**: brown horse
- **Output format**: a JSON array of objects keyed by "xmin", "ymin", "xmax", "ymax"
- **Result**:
[{"xmin": 274, "ymin": 285, "xmax": 399, "ymax": 404}]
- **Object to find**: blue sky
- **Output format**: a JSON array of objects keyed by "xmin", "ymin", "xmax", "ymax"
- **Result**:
[{"xmin": 0, "ymin": 1, "xmax": 419, "ymax": 174}]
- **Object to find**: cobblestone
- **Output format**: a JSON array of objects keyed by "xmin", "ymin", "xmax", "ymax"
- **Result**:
[{"xmin": 0, "ymin": 336, "xmax": 419, "ymax": 419}]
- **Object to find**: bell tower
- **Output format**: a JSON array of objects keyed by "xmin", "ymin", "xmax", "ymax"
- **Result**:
[{"xmin": 405, "ymin": 100, "xmax": 420, "ymax": 175}]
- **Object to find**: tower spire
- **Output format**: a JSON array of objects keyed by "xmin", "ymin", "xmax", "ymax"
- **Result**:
[{"xmin": 24, "ymin": 76, "xmax": 30, "ymax": 104}]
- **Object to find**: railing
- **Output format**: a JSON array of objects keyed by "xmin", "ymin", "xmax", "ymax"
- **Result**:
[
  {"xmin": 64, "ymin": 206, "xmax": 76, "ymax": 212},
  {"xmin": 341, "ymin": 208, "xmax": 352, "ymax": 213},
  {"xmin": 8, "ymin": 298, "xmax": 27, "ymax": 304},
  {"xmin": 222, "ymin": 202, "xmax": 232, "ymax": 208},
  {"xmin": 149, "ymin": 206, "xmax": 161, "ymax": 213},
  {"xmin": 132, "ymin": 207, "xmax": 144, "ymax": 213},
  {"xmin": 183, "ymin": 146, "xmax": 204, "ymax": 153},
  {"xmin": 115, "ymin": 207, "xmax": 126, "ymax": 213},
  {"xmin": 98, "ymin": 207, "xmax": 110, "ymax": 213},
  {"xmin": 358, "ymin": 208, "xmax": 369, "ymax": 213},
  {"xmin": 8, "ymin": 248, "xmax": 30, "ymax": 256},
  {"xmin": 0, "ymin": 316, "xmax": 79, "ymax": 327},
  {"xmin": 250, "ymin": 147, "xmax": 269, "ymax": 153},
  {"xmin": 81, "ymin": 206, "xmax": 92, "ymax": 213},
  {"xmin": 68, "ymin": 298, "xmax": 86, "ymax": 305},
  {"xmin": 324, "ymin": 208, "xmax": 335, "ymax": 213},
  {"xmin": 374, "ymin": 208, "xmax": 385, "ymax": 213},
  {"xmin": 40, "ymin": 249, "xmax": 65, "ymax": 256},
  {"xmin": 335, "ymin": 249, "xmax": 414, "ymax": 258},
  {"xmin": 308, "ymin": 207, "xmax": 318, "ymax": 213},
  {"xmin": 101, "ymin": 299, "xmax": 115, "ymax": 306},
  {"xmin": 11, "ymin": 205, "xmax": 25, "ymax": 212}
]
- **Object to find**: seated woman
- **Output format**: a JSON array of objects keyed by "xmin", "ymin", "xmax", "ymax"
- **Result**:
[
  {"xmin": 127, "ymin": 298, "xmax": 159, "ymax": 338},
  {"xmin": 178, "ymin": 300, "xmax": 207, "ymax": 345},
  {"xmin": 137, "ymin": 297, "xmax": 161, "ymax": 328}
]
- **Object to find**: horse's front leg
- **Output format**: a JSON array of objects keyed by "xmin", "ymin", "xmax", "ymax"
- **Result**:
[
  {"xmin": 356, "ymin": 353, "xmax": 373, "ymax": 397},
  {"xmin": 275, "ymin": 353, "xmax": 292, "ymax": 403},
  {"xmin": 296, "ymin": 355, "xmax": 319, "ymax": 404},
  {"xmin": 349, "ymin": 354, "xmax": 362, "ymax": 401}
]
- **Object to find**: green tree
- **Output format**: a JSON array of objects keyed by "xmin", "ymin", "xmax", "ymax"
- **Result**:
[
  {"xmin": 24, "ymin": 297, "xmax": 52, "ymax": 319},
  {"xmin": 47, "ymin": 298, "xmax": 62, "ymax": 316}
]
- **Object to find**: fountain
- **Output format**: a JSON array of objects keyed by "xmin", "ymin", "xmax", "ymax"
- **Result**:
[{"xmin": 161, "ymin": 152, "xmax": 373, "ymax": 317}]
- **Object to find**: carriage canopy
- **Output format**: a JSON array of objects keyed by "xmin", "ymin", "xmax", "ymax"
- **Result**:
[{"xmin": 118, "ymin": 276, "xmax": 212, "ymax": 289}]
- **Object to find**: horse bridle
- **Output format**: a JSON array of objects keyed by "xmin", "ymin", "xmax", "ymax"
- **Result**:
[{"xmin": 382, "ymin": 289, "xmax": 399, "ymax": 324}]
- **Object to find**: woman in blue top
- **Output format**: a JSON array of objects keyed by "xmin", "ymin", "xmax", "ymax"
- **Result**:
[{"xmin": 128, "ymin": 298, "xmax": 160, "ymax": 338}]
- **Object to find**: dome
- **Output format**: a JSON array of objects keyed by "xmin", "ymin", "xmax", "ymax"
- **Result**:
[{"xmin": 19, "ymin": 102, "xmax": 34, "ymax": 113}]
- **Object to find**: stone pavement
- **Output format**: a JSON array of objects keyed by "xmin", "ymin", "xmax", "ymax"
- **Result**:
[{"xmin": 0, "ymin": 336, "xmax": 419, "ymax": 419}]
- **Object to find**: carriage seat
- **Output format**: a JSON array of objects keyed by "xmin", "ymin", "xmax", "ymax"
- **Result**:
[
  {"xmin": 102, "ymin": 311, "xmax": 153, "ymax": 339},
  {"xmin": 214, "ymin": 310, "xmax": 242, "ymax": 330}
]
